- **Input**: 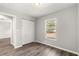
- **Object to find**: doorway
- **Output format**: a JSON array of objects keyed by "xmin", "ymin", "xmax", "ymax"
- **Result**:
[{"xmin": 0, "ymin": 14, "xmax": 13, "ymax": 47}]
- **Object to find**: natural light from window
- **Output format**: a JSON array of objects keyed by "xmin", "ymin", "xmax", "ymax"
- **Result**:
[{"xmin": 45, "ymin": 18, "xmax": 56, "ymax": 39}]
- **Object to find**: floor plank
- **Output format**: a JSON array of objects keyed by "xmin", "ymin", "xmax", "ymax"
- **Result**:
[{"xmin": 0, "ymin": 38, "xmax": 77, "ymax": 56}]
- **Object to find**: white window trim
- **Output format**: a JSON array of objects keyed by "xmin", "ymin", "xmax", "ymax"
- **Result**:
[{"xmin": 45, "ymin": 18, "xmax": 57, "ymax": 40}]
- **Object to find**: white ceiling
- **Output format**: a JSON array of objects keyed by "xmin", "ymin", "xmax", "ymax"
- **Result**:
[{"xmin": 0, "ymin": 3, "xmax": 76, "ymax": 18}]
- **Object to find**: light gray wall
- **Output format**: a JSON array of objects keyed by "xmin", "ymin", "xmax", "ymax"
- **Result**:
[
  {"xmin": 0, "ymin": 21, "xmax": 10, "ymax": 39},
  {"xmin": 0, "ymin": 15, "xmax": 12, "ymax": 39},
  {"xmin": 78, "ymin": 4, "xmax": 79, "ymax": 52},
  {"xmin": 35, "ymin": 6, "xmax": 78, "ymax": 52}
]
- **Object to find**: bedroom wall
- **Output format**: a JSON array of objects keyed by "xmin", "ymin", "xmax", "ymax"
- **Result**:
[
  {"xmin": 0, "ymin": 15, "xmax": 12, "ymax": 39},
  {"xmin": 77, "ymin": 4, "xmax": 79, "ymax": 52},
  {"xmin": 0, "ymin": 21, "xmax": 10, "ymax": 39},
  {"xmin": 35, "ymin": 5, "xmax": 78, "ymax": 53}
]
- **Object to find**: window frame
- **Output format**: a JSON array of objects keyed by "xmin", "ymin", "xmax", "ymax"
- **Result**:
[{"xmin": 45, "ymin": 18, "xmax": 57, "ymax": 39}]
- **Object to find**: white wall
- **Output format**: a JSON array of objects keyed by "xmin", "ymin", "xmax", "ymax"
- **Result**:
[
  {"xmin": 35, "ymin": 6, "xmax": 78, "ymax": 53},
  {"xmin": 77, "ymin": 4, "xmax": 79, "ymax": 52},
  {"xmin": 0, "ymin": 21, "xmax": 10, "ymax": 39}
]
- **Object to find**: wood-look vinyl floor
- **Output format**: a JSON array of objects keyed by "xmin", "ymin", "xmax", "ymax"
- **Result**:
[{"xmin": 0, "ymin": 38, "xmax": 77, "ymax": 56}]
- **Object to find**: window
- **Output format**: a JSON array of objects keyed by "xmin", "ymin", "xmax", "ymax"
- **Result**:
[{"xmin": 45, "ymin": 18, "xmax": 57, "ymax": 39}]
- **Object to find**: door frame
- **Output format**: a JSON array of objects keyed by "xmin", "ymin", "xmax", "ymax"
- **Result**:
[{"xmin": 0, "ymin": 12, "xmax": 16, "ymax": 47}]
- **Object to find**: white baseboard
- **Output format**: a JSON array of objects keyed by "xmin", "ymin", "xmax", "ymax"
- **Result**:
[
  {"xmin": 36, "ymin": 41, "xmax": 79, "ymax": 56},
  {"xmin": 12, "ymin": 43, "xmax": 22, "ymax": 49},
  {"xmin": 0, "ymin": 37, "xmax": 10, "ymax": 39},
  {"xmin": 14, "ymin": 45, "xmax": 23, "ymax": 49}
]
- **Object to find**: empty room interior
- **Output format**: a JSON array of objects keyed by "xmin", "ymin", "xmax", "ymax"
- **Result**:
[{"xmin": 0, "ymin": 3, "xmax": 79, "ymax": 56}]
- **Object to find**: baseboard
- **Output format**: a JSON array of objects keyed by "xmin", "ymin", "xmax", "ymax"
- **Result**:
[
  {"xmin": 0, "ymin": 37, "xmax": 10, "ymax": 39},
  {"xmin": 35, "ymin": 41, "xmax": 79, "ymax": 56},
  {"xmin": 12, "ymin": 43, "xmax": 23, "ymax": 49},
  {"xmin": 14, "ymin": 45, "xmax": 23, "ymax": 49}
]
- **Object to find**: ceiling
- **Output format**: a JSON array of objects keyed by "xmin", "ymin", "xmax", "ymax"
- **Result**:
[{"xmin": 0, "ymin": 3, "xmax": 76, "ymax": 18}]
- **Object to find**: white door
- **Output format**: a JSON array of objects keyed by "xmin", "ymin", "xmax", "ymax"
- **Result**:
[{"xmin": 22, "ymin": 20, "xmax": 34, "ymax": 45}]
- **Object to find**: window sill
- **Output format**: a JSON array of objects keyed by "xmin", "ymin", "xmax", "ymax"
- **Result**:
[
  {"xmin": 48, "ymin": 37, "xmax": 56, "ymax": 39},
  {"xmin": 46, "ymin": 37, "xmax": 56, "ymax": 41}
]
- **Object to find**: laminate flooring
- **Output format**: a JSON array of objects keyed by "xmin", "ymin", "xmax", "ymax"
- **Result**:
[{"xmin": 0, "ymin": 38, "xmax": 77, "ymax": 56}]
